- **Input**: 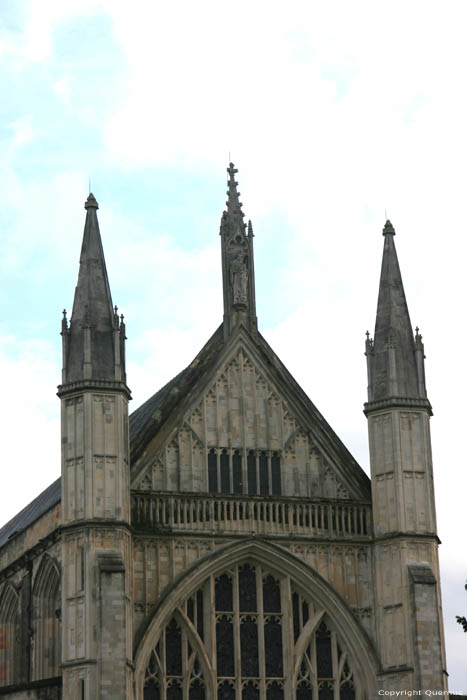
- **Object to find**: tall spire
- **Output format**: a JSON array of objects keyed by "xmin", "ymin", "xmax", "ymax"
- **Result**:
[
  {"xmin": 365, "ymin": 220, "xmax": 429, "ymax": 411},
  {"xmin": 220, "ymin": 163, "xmax": 257, "ymax": 338},
  {"xmin": 58, "ymin": 194, "xmax": 129, "ymax": 393}
]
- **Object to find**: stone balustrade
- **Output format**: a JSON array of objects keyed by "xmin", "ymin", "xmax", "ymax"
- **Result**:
[{"xmin": 131, "ymin": 492, "xmax": 372, "ymax": 538}]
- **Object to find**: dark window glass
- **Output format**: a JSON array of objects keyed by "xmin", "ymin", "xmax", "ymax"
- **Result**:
[
  {"xmin": 292, "ymin": 592, "xmax": 300, "ymax": 642},
  {"xmin": 216, "ymin": 615, "xmax": 234, "ymax": 676},
  {"xmin": 266, "ymin": 682, "xmax": 284, "ymax": 700},
  {"xmin": 189, "ymin": 680, "xmax": 205, "ymax": 700},
  {"xmin": 220, "ymin": 450, "xmax": 230, "ymax": 493},
  {"xmin": 271, "ymin": 453, "xmax": 281, "ymax": 496},
  {"xmin": 239, "ymin": 564, "xmax": 257, "ymax": 612},
  {"xmin": 264, "ymin": 618, "xmax": 283, "ymax": 677},
  {"xmin": 208, "ymin": 449, "xmax": 217, "ymax": 492},
  {"xmin": 165, "ymin": 619, "xmax": 182, "ymax": 676},
  {"xmin": 318, "ymin": 682, "xmax": 334, "ymax": 700},
  {"xmin": 242, "ymin": 682, "xmax": 260, "ymax": 700},
  {"xmin": 144, "ymin": 680, "xmax": 160, "ymax": 700},
  {"xmin": 263, "ymin": 576, "xmax": 281, "ymax": 613},
  {"xmin": 218, "ymin": 681, "xmax": 235, "ymax": 700},
  {"xmin": 215, "ymin": 574, "xmax": 233, "ymax": 611},
  {"xmin": 233, "ymin": 451, "xmax": 243, "ymax": 493},
  {"xmin": 247, "ymin": 452, "xmax": 257, "ymax": 495},
  {"xmin": 196, "ymin": 590, "xmax": 204, "ymax": 640},
  {"xmin": 259, "ymin": 452, "xmax": 269, "ymax": 495},
  {"xmin": 167, "ymin": 681, "xmax": 182, "ymax": 700},
  {"xmin": 240, "ymin": 617, "xmax": 259, "ymax": 677},
  {"xmin": 296, "ymin": 683, "xmax": 313, "ymax": 700},
  {"xmin": 316, "ymin": 622, "xmax": 332, "ymax": 678},
  {"xmin": 340, "ymin": 683, "xmax": 356, "ymax": 700}
]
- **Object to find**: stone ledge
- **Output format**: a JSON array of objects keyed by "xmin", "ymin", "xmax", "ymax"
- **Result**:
[
  {"xmin": 409, "ymin": 563, "xmax": 437, "ymax": 584},
  {"xmin": 364, "ymin": 396, "xmax": 432, "ymax": 415},
  {"xmin": 57, "ymin": 378, "xmax": 131, "ymax": 399},
  {"xmin": 0, "ymin": 676, "xmax": 61, "ymax": 696}
]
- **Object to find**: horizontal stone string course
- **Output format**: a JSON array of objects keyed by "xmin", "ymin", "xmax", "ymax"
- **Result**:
[{"xmin": 131, "ymin": 492, "xmax": 372, "ymax": 537}]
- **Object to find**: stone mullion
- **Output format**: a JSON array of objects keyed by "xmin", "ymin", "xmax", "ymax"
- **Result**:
[
  {"xmin": 312, "ymin": 634, "xmax": 319, "ymax": 698},
  {"xmin": 282, "ymin": 577, "xmax": 294, "ymax": 698},
  {"xmin": 331, "ymin": 630, "xmax": 339, "ymax": 700},
  {"xmin": 233, "ymin": 567, "xmax": 241, "ymax": 700},
  {"xmin": 208, "ymin": 576, "xmax": 217, "ymax": 694},
  {"xmin": 257, "ymin": 565, "xmax": 266, "ymax": 700},
  {"xmin": 182, "ymin": 626, "xmax": 188, "ymax": 700},
  {"xmin": 160, "ymin": 628, "xmax": 167, "ymax": 700}
]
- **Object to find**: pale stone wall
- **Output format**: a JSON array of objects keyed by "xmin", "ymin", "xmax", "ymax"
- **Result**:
[
  {"xmin": 61, "ymin": 387, "xmax": 132, "ymax": 700},
  {"xmin": 132, "ymin": 535, "xmax": 375, "ymax": 645},
  {"xmin": 134, "ymin": 347, "xmax": 354, "ymax": 501},
  {"xmin": 369, "ymin": 410, "xmax": 436, "ymax": 536}
]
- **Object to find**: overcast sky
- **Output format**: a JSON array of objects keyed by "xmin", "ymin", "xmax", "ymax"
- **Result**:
[{"xmin": 1, "ymin": 0, "xmax": 466, "ymax": 691}]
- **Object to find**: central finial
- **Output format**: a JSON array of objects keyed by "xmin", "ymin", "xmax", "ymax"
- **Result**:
[{"xmin": 85, "ymin": 192, "xmax": 99, "ymax": 210}]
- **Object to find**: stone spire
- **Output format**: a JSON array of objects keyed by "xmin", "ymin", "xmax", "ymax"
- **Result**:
[
  {"xmin": 365, "ymin": 220, "xmax": 429, "ymax": 411},
  {"xmin": 220, "ymin": 163, "xmax": 257, "ymax": 338},
  {"xmin": 59, "ymin": 193, "xmax": 129, "ymax": 393}
]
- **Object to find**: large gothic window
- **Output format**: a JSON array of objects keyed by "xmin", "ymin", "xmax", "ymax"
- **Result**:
[{"xmin": 143, "ymin": 564, "xmax": 357, "ymax": 699}]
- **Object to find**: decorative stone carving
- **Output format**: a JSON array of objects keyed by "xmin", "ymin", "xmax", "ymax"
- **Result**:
[{"xmin": 230, "ymin": 254, "xmax": 248, "ymax": 306}]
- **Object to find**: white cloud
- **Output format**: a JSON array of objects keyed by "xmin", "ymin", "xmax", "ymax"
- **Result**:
[{"xmin": 0, "ymin": 333, "xmax": 60, "ymax": 526}]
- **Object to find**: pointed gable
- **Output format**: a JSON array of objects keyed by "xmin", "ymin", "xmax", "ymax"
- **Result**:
[{"xmin": 130, "ymin": 325, "xmax": 370, "ymax": 501}]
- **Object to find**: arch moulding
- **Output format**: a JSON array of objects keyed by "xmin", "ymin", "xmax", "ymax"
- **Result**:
[{"xmin": 133, "ymin": 538, "xmax": 379, "ymax": 699}]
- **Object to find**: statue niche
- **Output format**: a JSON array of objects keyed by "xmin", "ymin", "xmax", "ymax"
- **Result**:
[{"xmin": 230, "ymin": 253, "xmax": 248, "ymax": 308}]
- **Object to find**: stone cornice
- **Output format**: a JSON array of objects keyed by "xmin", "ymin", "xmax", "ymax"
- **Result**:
[
  {"xmin": 57, "ymin": 378, "xmax": 131, "ymax": 399},
  {"xmin": 373, "ymin": 531, "xmax": 441, "ymax": 545},
  {"xmin": 364, "ymin": 396, "xmax": 432, "ymax": 416}
]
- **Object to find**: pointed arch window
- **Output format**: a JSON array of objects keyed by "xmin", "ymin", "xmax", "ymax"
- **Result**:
[
  {"xmin": 0, "ymin": 583, "xmax": 20, "ymax": 686},
  {"xmin": 32, "ymin": 554, "xmax": 61, "ymax": 680},
  {"xmin": 143, "ymin": 564, "xmax": 358, "ymax": 699}
]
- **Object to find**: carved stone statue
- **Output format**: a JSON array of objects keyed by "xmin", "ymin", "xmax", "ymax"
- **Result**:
[{"xmin": 230, "ymin": 254, "xmax": 248, "ymax": 306}]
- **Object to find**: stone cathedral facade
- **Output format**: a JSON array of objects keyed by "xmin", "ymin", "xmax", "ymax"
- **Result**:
[{"xmin": 0, "ymin": 165, "xmax": 449, "ymax": 699}]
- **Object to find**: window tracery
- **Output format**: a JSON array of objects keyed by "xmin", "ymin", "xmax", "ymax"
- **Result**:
[
  {"xmin": 207, "ymin": 450, "xmax": 282, "ymax": 496},
  {"xmin": 143, "ymin": 563, "xmax": 357, "ymax": 699}
]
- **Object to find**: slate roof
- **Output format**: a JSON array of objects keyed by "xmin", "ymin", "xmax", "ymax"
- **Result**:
[
  {"xmin": 0, "ymin": 478, "xmax": 61, "ymax": 549},
  {"xmin": 0, "ymin": 320, "xmax": 372, "ymax": 551}
]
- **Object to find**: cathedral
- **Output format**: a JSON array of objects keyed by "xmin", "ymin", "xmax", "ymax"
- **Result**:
[{"xmin": 0, "ymin": 165, "xmax": 449, "ymax": 699}]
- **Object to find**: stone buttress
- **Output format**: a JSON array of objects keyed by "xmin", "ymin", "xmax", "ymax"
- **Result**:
[
  {"xmin": 57, "ymin": 194, "xmax": 133, "ymax": 700},
  {"xmin": 365, "ymin": 220, "xmax": 447, "ymax": 692}
]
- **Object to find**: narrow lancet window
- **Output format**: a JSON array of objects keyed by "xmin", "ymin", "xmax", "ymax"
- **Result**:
[{"xmin": 208, "ymin": 449, "xmax": 218, "ymax": 492}]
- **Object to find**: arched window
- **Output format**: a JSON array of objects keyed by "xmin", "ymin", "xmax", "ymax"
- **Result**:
[
  {"xmin": 143, "ymin": 563, "xmax": 357, "ymax": 699},
  {"xmin": 32, "ymin": 554, "xmax": 61, "ymax": 680},
  {"xmin": 0, "ymin": 583, "xmax": 20, "ymax": 686}
]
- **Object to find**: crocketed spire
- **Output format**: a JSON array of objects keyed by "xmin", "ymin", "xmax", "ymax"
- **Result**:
[
  {"xmin": 59, "ymin": 194, "xmax": 129, "ymax": 393},
  {"xmin": 365, "ymin": 220, "xmax": 429, "ymax": 410}
]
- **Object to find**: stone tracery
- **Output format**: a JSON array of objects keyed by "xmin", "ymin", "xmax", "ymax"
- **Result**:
[{"xmin": 143, "ymin": 563, "xmax": 358, "ymax": 700}]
